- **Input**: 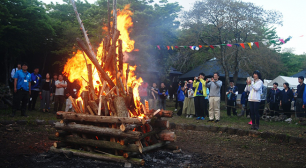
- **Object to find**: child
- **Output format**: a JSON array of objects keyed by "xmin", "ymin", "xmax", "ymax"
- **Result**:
[{"xmin": 177, "ymin": 84, "xmax": 185, "ymax": 116}]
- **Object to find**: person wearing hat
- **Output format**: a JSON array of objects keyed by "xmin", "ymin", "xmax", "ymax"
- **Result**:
[
  {"xmin": 28, "ymin": 67, "xmax": 42, "ymax": 111},
  {"xmin": 11, "ymin": 62, "xmax": 32, "ymax": 117},
  {"xmin": 267, "ymin": 82, "xmax": 281, "ymax": 116},
  {"xmin": 193, "ymin": 73, "xmax": 207, "ymax": 120}
]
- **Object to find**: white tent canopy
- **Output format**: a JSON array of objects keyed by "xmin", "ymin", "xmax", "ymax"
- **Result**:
[{"xmin": 267, "ymin": 76, "xmax": 301, "ymax": 89}]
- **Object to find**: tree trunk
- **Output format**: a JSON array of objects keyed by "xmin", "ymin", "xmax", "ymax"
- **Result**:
[
  {"xmin": 49, "ymin": 135, "xmax": 140, "ymax": 152},
  {"xmin": 54, "ymin": 122, "xmax": 142, "ymax": 139},
  {"xmin": 49, "ymin": 146, "xmax": 145, "ymax": 166},
  {"xmin": 114, "ymin": 96, "xmax": 129, "ymax": 117},
  {"xmin": 56, "ymin": 112, "xmax": 145, "ymax": 125}
]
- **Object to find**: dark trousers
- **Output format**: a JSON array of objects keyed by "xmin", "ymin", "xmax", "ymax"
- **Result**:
[
  {"xmin": 159, "ymin": 99, "xmax": 166, "ymax": 110},
  {"xmin": 249, "ymin": 102, "xmax": 260, "ymax": 126},
  {"xmin": 54, "ymin": 95, "xmax": 65, "ymax": 112},
  {"xmin": 41, "ymin": 90, "xmax": 50, "ymax": 109},
  {"xmin": 296, "ymin": 98, "xmax": 305, "ymax": 117},
  {"xmin": 227, "ymin": 100, "xmax": 237, "ymax": 116},
  {"xmin": 194, "ymin": 96, "xmax": 205, "ymax": 117},
  {"xmin": 12, "ymin": 90, "xmax": 29, "ymax": 115},
  {"xmin": 259, "ymin": 100, "xmax": 266, "ymax": 117},
  {"xmin": 177, "ymin": 101, "xmax": 183, "ymax": 116},
  {"xmin": 204, "ymin": 99, "xmax": 209, "ymax": 117},
  {"xmin": 175, "ymin": 94, "xmax": 178, "ymax": 109},
  {"xmin": 269, "ymin": 102, "xmax": 279, "ymax": 116},
  {"xmin": 169, "ymin": 93, "xmax": 174, "ymax": 100},
  {"xmin": 28, "ymin": 90, "xmax": 39, "ymax": 110},
  {"xmin": 282, "ymin": 102, "xmax": 292, "ymax": 118}
]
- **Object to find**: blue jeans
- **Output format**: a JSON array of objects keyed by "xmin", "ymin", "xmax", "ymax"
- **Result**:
[
  {"xmin": 159, "ymin": 99, "xmax": 166, "ymax": 110},
  {"xmin": 249, "ymin": 101, "xmax": 260, "ymax": 125}
]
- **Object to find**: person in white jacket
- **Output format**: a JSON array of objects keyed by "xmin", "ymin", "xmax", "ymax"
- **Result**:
[{"xmin": 245, "ymin": 70, "xmax": 263, "ymax": 130}]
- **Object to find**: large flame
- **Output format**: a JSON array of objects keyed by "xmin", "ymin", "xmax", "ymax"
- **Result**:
[{"xmin": 62, "ymin": 4, "xmax": 143, "ymax": 117}]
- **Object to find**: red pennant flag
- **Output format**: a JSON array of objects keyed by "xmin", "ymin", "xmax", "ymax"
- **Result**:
[
  {"xmin": 254, "ymin": 42, "xmax": 259, "ymax": 48},
  {"xmin": 157, "ymin": 45, "xmax": 160, "ymax": 50},
  {"xmin": 199, "ymin": 45, "xmax": 202, "ymax": 48},
  {"xmin": 167, "ymin": 46, "xmax": 170, "ymax": 50},
  {"xmin": 175, "ymin": 46, "xmax": 179, "ymax": 49},
  {"xmin": 240, "ymin": 43, "xmax": 245, "ymax": 49},
  {"xmin": 209, "ymin": 45, "xmax": 214, "ymax": 49}
]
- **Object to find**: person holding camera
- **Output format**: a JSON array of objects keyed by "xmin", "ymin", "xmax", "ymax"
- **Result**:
[
  {"xmin": 193, "ymin": 73, "xmax": 207, "ymax": 120},
  {"xmin": 226, "ymin": 80, "xmax": 238, "ymax": 116},
  {"xmin": 245, "ymin": 70, "xmax": 263, "ymax": 130},
  {"xmin": 206, "ymin": 72, "xmax": 223, "ymax": 123}
]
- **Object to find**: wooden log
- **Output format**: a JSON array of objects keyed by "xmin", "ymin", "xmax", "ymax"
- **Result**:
[
  {"xmin": 104, "ymin": 45, "xmax": 116, "ymax": 71},
  {"xmin": 98, "ymin": 81, "xmax": 107, "ymax": 116},
  {"xmin": 120, "ymin": 124, "xmax": 137, "ymax": 132},
  {"xmin": 86, "ymin": 105, "xmax": 95, "ymax": 115},
  {"xmin": 54, "ymin": 142, "xmax": 68, "ymax": 148},
  {"xmin": 76, "ymin": 38, "xmax": 115, "ymax": 88},
  {"xmin": 109, "ymin": 99, "xmax": 117, "ymax": 116},
  {"xmin": 123, "ymin": 141, "xmax": 170, "ymax": 158},
  {"xmin": 87, "ymin": 64, "xmax": 96, "ymax": 100},
  {"xmin": 118, "ymin": 39, "xmax": 123, "ymax": 72},
  {"xmin": 54, "ymin": 122, "xmax": 142, "ymax": 139},
  {"xmin": 103, "ymin": 99, "xmax": 109, "ymax": 116},
  {"xmin": 56, "ymin": 112, "xmax": 145, "ymax": 124},
  {"xmin": 120, "ymin": 129, "xmax": 162, "ymax": 146},
  {"xmin": 114, "ymin": 96, "xmax": 129, "ymax": 117},
  {"xmin": 164, "ymin": 144, "xmax": 179, "ymax": 150},
  {"xmin": 81, "ymin": 90, "xmax": 89, "ymax": 114},
  {"xmin": 158, "ymin": 130, "xmax": 176, "ymax": 142},
  {"xmin": 126, "ymin": 63, "xmax": 129, "ymax": 92},
  {"xmin": 55, "ymin": 131, "xmax": 70, "ymax": 137},
  {"xmin": 77, "ymin": 100, "xmax": 83, "ymax": 113},
  {"xmin": 49, "ymin": 135, "xmax": 140, "ymax": 152},
  {"xmin": 88, "ymin": 101, "xmax": 98, "ymax": 115},
  {"xmin": 150, "ymin": 120, "xmax": 169, "ymax": 129},
  {"xmin": 68, "ymin": 96, "xmax": 81, "ymax": 113},
  {"xmin": 49, "ymin": 146, "xmax": 145, "ymax": 166},
  {"xmin": 154, "ymin": 110, "xmax": 173, "ymax": 118}
]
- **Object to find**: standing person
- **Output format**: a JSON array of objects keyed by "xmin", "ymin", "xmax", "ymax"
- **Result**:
[
  {"xmin": 176, "ymin": 83, "xmax": 185, "ymax": 116},
  {"xmin": 54, "ymin": 74, "xmax": 67, "ymax": 112},
  {"xmin": 204, "ymin": 87, "xmax": 210, "ymax": 118},
  {"xmin": 182, "ymin": 81, "xmax": 189, "ymax": 117},
  {"xmin": 185, "ymin": 81, "xmax": 195, "ymax": 118},
  {"xmin": 206, "ymin": 72, "xmax": 222, "ymax": 123},
  {"xmin": 267, "ymin": 82, "xmax": 281, "ymax": 116},
  {"xmin": 28, "ymin": 68, "xmax": 41, "ymax": 111},
  {"xmin": 259, "ymin": 83, "xmax": 267, "ymax": 117},
  {"xmin": 139, "ymin": 82, "xmax": 148, "ymax": 105},
  {"xmin": 39, "ymin": 73, "xmax": 52, "ymax": 113},
  {"xmin": 50, "ymin": 73, "xmax": 58, "ymax": 105},
  {"xmin": 296, "ymin": 76, "xmax": 305, "ymax": 118},
  {"xmin": 226, "ymin": 80, "xmax": 238, "ymax": 116},
  {"xmin": 193, "ymin": 73, "xmax": 207, "ymax": 120},
  {"xmin": 158, "ymin": 83, "xmax": 168, "ymax": 110},
  {"xmin": 238, "ymin": 79, "xmax": 251, "ymax": 117},
  {"xmin": 245, "ymin": 71, "xmax": 263, "ymax": 130},
  {"xmin": 174, "ymin": 82, "xmax": 181, "ymax": 111},
  {"xmin": 280, "ymin": 83, "xmax": 294, "ymax": 118},
  {"xmin": 10, "ymin": 63, "xmax": 21, "ymax": 88},
  {"xmin": 149, "ymin": 83, "xmax": 159, "ymax": 110},
  {"xmin": 11, "ymin": 62, "xmax": 31, "ymax": 117},
  {"xmin": 169, "ymin": 85, "xmax": 174, "ymax": 100}
]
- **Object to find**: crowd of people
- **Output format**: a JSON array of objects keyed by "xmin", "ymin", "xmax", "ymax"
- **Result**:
[
  {"xmin": 10, "ymin": 62, "xmax": 80, "ymax": 117},
  {"xmin": 9, "ymin": 62, "xmax": 306, "ymax": 131}
]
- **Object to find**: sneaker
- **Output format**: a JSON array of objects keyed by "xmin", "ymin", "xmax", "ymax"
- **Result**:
[
  {"xmin": 248, "ymin": 120, "xmax": 252, "ymax": 125},
  {"xmin": 196, "ymin": 117, "xmax": 201, "ymax": 120},
  {"xmin": 189, "ymin": 115, "xmax": 193, "ymax": 118},
  {"xmin": 186, "ymin": 115, "xmax": 189, "ymax": 118},
  {"xmin": 201, "ymin": 117, "xmax": 205, "ymax": 120},
  {"xmin": 174, "ymin": 109, "xmax": 177, "ymax": 111},
  {"xmin": 214, "ymin": 120, "xmax": 219, "ymax": 123},
  {"xmin": 247, "ymin": 115, "xmax": 250, "ymax": 118},
  {"xmin": 207, "ymin": 120, "xmax": 214, "ymax": 122}
]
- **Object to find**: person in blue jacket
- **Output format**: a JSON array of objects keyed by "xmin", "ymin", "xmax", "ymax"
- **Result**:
[
  {"xmin": 28, "ymin": 67, "xmax": 42, "ymax": 111},
  {"xmin": 280, "ymin": 82, "xmax": 294, "ymax": 118},
  {"xmin": 176, "ymin": 83, "xmax": 185, "ymax": 116},
  {"xmin": 158, "ymin": 83, "xmax": 168, "ymax": 110}
]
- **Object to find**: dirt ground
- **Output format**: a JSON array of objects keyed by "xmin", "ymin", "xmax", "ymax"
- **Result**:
[{"xmin": 0, "ymin": 123, "xmax": 305, "ymax": 168}]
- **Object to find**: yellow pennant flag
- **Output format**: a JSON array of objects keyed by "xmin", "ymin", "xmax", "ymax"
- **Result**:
[
  {"xmin": 247, "ymin": 43, "xmax": 252, "ymax": 49},
  {"xmin": 204, "ymin": 45, "xmax": 209, "ymax": 47},
  {"xmin": 171, "ymin": 46, "xmax": 174, "ymax": 50}
]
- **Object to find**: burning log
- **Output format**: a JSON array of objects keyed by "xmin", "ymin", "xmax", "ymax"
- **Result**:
[
  {"xmin": 118, "ymin": 39, "xmax": 123, "ymax": 72},
  {"xmin": 120, "ymin": 129, "xmax": 162, "ymax": 146},
  {"xmin": 49, "ymin": 135, "xmax": 141, "ymax": 152},
  {"xmin": 88, "ymin": 101, "xmax": 99, "ymax": 115},
  {"xmin": 86, "ymin": 105, "xmax": 95, "ymax": 115},
  {"xmin": 68, "ymin": 96, "xmax": 81, "ymax": 113},
  {"xmin": 98, "ymin": 81, "xmax": 107, "ymax": 116},
  {"xmin": 114, "ymin": 96, "xmax": 129, "ymax": 117},
  {"xmin": 54, "ymin": 122, "xmax": 142, "ymax": 140},
  {"xmin": 158, "ymin": 130, "xmax": 176, "ymax": 142},
  {"xmin": 87, "ymin": 64, "xmax": 96, "ymax": 100},
  {"xmin": 120, "ymin": 124, "xmax": 137, "ymax": 132},
  {"xmin": 76, "ymin": 38, "xmax": 115, "ymax": 88},
  {"xmin": 123, "ymin": 141, "xmax": 170, "ymax": 158},
  {"xmin": 150, "ymin": 120, "xmax": 169, "ymax": 129},
  {"xmin": 56, "ymin": 112, "xmax": 145, "ymax": 125},
  {"xmin": 77, "ymin": 99, "xmax": 83, "ymax": 113},
  {"xmin": 81, "ymin": 90, "xmax": 89, "ymax": 114},
  {"xmin": 154, "ymin": 110, "xmax": 173, "ymax": 118},
  {"xmin": 50, "ymin": 146, "xmax": 145, "ymax": 166}
]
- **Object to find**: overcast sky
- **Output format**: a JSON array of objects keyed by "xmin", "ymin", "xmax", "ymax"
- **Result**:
[{"xmin": 41, "ymin": 0, "xmax": 306, "ymax": 55}]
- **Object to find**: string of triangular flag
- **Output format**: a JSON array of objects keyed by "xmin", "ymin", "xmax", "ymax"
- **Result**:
[{"xmin": 156, "ymin": 35, "xmax": 303, "ymax": 50}]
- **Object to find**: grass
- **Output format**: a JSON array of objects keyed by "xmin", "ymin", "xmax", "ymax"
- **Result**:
[{"xmin": 165, "ymin": 99, "xmax": 306, "ymax": 137}]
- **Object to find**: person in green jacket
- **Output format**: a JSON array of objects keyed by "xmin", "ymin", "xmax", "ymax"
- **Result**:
[{"xmin": 193, "ymin": 73, "xmax": 207, "ymax": 120}]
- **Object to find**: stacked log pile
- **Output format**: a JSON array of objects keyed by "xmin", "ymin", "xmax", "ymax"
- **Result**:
[
  {"xmin": 50, "ymin": 110, "xmax": 176, "ymax": 165},
  {"xmin": 49, "ymin": 0, "xmax": 177, "ymax": 165}
]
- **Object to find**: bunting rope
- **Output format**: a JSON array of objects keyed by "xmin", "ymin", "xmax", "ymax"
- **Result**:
[{"xmin": 156, "ymin": 35, "xmax": 304, "ymax": 50}]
